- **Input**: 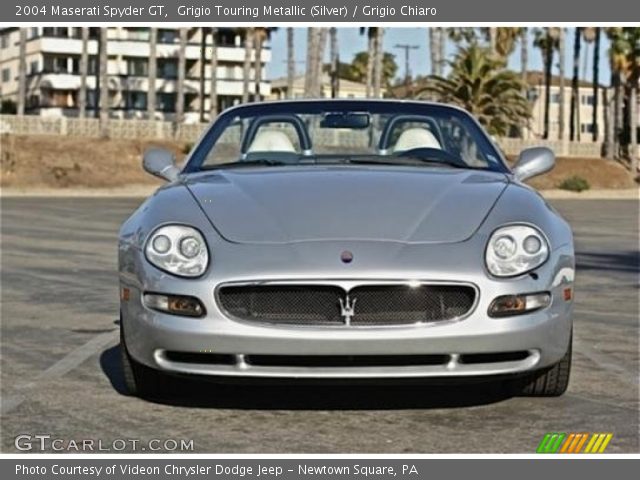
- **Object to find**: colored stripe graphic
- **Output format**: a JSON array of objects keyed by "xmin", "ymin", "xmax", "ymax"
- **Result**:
[{"xmin": 537, "ymin": 433, "xmax": 613, "ymax": 454}]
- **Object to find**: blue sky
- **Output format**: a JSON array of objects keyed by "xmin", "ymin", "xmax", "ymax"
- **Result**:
[{"xmin": 266, "ymin": 27, "xmax": 612, "ymax": 84}]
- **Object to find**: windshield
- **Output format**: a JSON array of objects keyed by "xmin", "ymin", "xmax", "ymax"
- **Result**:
[{"xmin": 185, "ymin": 101, "xmax": 508, "ymax": 173}]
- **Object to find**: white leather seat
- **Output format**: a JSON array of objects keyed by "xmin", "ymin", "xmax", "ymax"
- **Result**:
[
  {"xmin": 247, "ymin": 130, "xmax": 296, "ymax": 153},
  {"xmin": 393, "ymin": 127, "xmax": 442, "ymax": 153}
]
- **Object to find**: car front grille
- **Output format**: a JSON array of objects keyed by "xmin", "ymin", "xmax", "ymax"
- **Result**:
[{"xmin": 217, "ymin": 283, "xmax": 476, "ymax": 327}]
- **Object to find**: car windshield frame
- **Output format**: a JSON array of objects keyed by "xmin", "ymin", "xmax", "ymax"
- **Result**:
[{"xmin": 183, "ymin": 100, "xmax": 510, "ymax": 174}]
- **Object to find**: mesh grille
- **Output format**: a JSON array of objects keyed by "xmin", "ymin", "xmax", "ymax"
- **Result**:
[
  {"xmin": 217, "ymin": 284, "xmax": 476, "ymax": 327},
  {"xmin": 218, "ymin": 285, "xmax": 344, "ymax": 325},
  {"xmin": 349, "ymin": 285, "xmax": 475, "ymax": 325}
]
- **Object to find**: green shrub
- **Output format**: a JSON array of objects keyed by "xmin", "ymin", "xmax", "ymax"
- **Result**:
[{"xmin": 558, "ymin": 175, "xmax": 590, "ymax": 192}]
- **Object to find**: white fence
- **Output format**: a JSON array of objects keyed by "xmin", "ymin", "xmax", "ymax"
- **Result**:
[{"xmin": 0, "ymin": 114, "xmax": 605, "ymax": 158}]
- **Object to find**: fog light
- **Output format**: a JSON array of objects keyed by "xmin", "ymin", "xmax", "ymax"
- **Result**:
[
  {"xmin": 488, "ymin": 292, "xmax": 551, "ymax": 317},
  {"xmin": 143, "ymin": 293, "xmax": 205, "ymax": 317}
]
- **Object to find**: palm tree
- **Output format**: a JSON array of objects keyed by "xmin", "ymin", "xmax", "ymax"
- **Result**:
[
  {"xmin": 534, "ymin": 28, "xmax": 557, "ymax": 139},
  {"xmin": 607, "ymin": 28, "xmax": 629, "ymax": 159},
  {"xmin": 362, "ymin": 27, "xmax": 376, "ymax": 97},
  {"xmin": 329, "ymin": 28, "xmax": 340, "ymax": 98},
  {"xmin": 17, "ymin": 28, "xmax": 26, "ymax": 115},
  {"xmin": 252, "ymin": 28, "xmax": 276, "ymax": 102},
  {"xmin": 147, "ymin": 27, "xmax": 157, "ymax": 120},
  {"xmin": 242, "ymin": 28, "xmax": 253, "ymax": 103},
  {"xmin": 373, "ymin": 28, "xmax": 384, "ymax": 98},
  {"xmin": 98, "ymin": 27, "xmax": 109, "ymax": 138},
  {"xmin": 556, "ymin": 28, "xmax": 566, "ymax": 141},
  {"xmin": 429, "ymin": 28, "xmax": 439, "ymax": 76},
  {"xmin": 198, "ymin": 28, "xmax": 206, "ymax": 122},
  {"xmin": 418, "ymin": 45, "xmax": 530, "ymax": 136},
  {"xmin": 592, "ymin": 28, "xmax": 601, "ymax": 142},
  {"xmin": 520, "ymin": 28, "xmax": 528, "ymax": 84},
  {"xmin": 175, "ymin": 28, "xmax": 187, "ymax": 126},
  {"xmin": 78, "ymin": 28, "xmax": 89, "ymax": 118},
  {"xmin": 569, "ymin": 28, "xmax": 581, "ymax": 141},
  {"xmin": 286, "ymin": 28, "xmax": 295, "ymax": 99},
  {"xmin": 209, "ymin": 27, "xmax": 218, "ymax": 119}
]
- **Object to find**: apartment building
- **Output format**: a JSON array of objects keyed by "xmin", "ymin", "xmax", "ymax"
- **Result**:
[
  {"xmin": 0, "ymin": 27, "xmax": 271, "ymax": 122},
  {"xmin": 269, "ymin": 74, "xmax": 372, "ymax": 100},
  {"xmin": 523, "ymin": 71, "xmax": 608, "ymax": 143}
]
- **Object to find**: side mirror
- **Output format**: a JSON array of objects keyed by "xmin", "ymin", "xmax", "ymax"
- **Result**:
[
  {"xmin": 512, "ymin": 147, "xmax": 555, "ymax": 181},
  {"xmin": 143, "ymin": 148, "xmax": 180, "ymax": 182}
]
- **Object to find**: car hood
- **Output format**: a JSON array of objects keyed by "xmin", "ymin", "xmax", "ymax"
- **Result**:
[{"xmin": 185, "ymin": 166, "xmax": 508, "ymax": 244}]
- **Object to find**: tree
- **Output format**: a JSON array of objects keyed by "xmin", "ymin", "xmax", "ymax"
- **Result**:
[
  {"xmin": 521, "ymin": 28, "xmax": 528, "ymax": 84},
  {"xmin": 417, "ymin": 45, "xmax": 530, "ymax": 136},
  {"xmin": 373, "ymin": 28, "xmax": 384, "ymax": 98},
  {"xmin": 345, "ymin": 51, "xmax": 398, "ymax": 92},
  {"xmin": 253, "ymin": 28, "xmax": 276, "ymax": 102},
  {"xmin": 146, "ymin": 28, "xmax": 157, "ymax": 120},
  {"xmin": 199, "ymin": 28, "xmax": 207, "ymax": 122},
  {"xmin": 242, "ymin": 28, "xmax": 253, "ymax": 103},
  {"xmin": 556, "ymin": 28, "xmax": 566, "ymax": 141},
  {"xmin": 606, "ymin": 27, "xmax": 640, "ymax": 170},
  {"xmin": 209, "ymin": 27, "xmax": 218, "ymax": 119},
  {"xmin": 534, "ymin": 28, "xmax": 558, "ymax": 139},
  {"xmin": 570, "ymin": 27, "xmax": 582, "ymax": 141},
  {"xmin": 592, "ymin": 28, "xmax": 601, "ymax": 142},
  {"xmin": 17, "ymin": 28, "xmax": 26, "ymax": 115},
  {"xmin": 78, "ymin": 28, "xmax": 89, "ymax": 118},
  {"xmin": 429, "ymin": 28, "xmax": 439, "ymax": 76},
  {"xmin": 175, "ymin": 28, "xmax": 187, "ymax": 125},
  {"xmin": 329, "ymin": 27, "xmax": 339, "ymax": 98},
  {"xmin": 286, "ymin": 28, "xmax": 295, "ymax": 99},
  {"xmin": 304, "ymin": 28, "xmax": 314, "ymax": 97},
  {"xmin": 360, "ymin": 27, "xmax": 377, "ymax": 96},
  {"xmin": 98, "ymin": 27, "xmax": 109, "ymax": 138}
]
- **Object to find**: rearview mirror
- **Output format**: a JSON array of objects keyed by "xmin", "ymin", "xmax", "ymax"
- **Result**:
[
  {"xmin": 512, "ymin": 147, "xmax": 555, "ymax": 182},
  {"xmin": 143, "ymin": 148, "xmax": 180, "ymax": 182},
  {"xmin": 320, "ymin": 113, "xmax": 370, "ymax": 129}
]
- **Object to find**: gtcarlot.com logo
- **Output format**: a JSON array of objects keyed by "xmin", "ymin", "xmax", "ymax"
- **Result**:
[
  {"xmin": 14, "ymin": 434, "xmax": 194, "ymax": 452},
  {"xmin": 537, "ymin": 432, "xmax": 613, "ymax": 454}
]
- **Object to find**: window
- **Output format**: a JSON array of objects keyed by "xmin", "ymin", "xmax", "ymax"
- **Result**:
[
  {"xmin": 156, "ymin": 92, "xmax": 176, "ymax": 112},
  {"xmin": 30, "ymin": 28, "xmax": 38, "ymax": 39},
  {"xmin": 0, "ymin": 35, "xmax": 8, "ymax": 49},
  {"xmin": 42, "ymin": 27, "xmax": 69, "ymax": 38},
  {"xmin": 157, "ymin": 59, "xmax": 178, "ymax": 79},
  {"xmin": 30, "ymin": 61, "xmax": 38, "ymax": 75},
  {"xmin": 581, "ymin": 123, "xmax": 595, "ymax": 134},
  {"xmin": 158, "ymin": 29, "xmax": 178, "ymax": 44},
  {"xmin": 581, "ymin": 94, "xmax": 595, "ymax": 106},
  {"xmin": 1, "ymin": 68, "xmax": 10, "ymax": 83},
  {"xmin": 125, "ymin": 28, "xmax": 150, "ymax": 41},
  {"xmin": 550, "ymin": 93, "xmax": 561, "ymax": 104},
  {"xmin": 126, "ymin": 91, "xmax": 147, "ymax": 110},
  {"xmin": 44, "ymin": 56, "xmax": 69, "ymax": 74},
  {"xmin": 126, "ymin": 58, "xmax": 148, "ymax": 77}
]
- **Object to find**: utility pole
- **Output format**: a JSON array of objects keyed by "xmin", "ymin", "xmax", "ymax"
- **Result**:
[{"xmin": 394, "ymin": 43, "xmax": 419, "ymax": 97}]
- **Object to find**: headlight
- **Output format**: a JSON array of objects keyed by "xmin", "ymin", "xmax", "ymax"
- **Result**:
[
  {"xmin": 485, "ymin": 225, "xmax": 549, "ymax": 277},
  {"xmin": 145, "ymin": 225, "xmax": 209, "ymax": 277}
]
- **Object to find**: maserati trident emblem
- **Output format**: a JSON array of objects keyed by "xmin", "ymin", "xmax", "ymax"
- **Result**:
[{"xmin": 338, "ymin": 294, "xmax": 357, "ymax": 325}]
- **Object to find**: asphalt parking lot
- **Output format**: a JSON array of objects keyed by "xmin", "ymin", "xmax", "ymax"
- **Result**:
[{"xmin": 1, "ymin": 197, "xmax": 638, "ymax": 453}]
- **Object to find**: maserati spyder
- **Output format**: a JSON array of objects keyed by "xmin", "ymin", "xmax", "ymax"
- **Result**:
[{"xmin": 118, "ymin": 100, "xmax": 574, "ymax": 398}]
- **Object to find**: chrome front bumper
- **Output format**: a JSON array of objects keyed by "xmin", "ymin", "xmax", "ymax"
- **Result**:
[{"xmin": 119, "ymin": 242, "xmax": 574, "ymax": 379}]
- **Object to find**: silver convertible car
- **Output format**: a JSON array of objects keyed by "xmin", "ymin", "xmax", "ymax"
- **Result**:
[{"xmin": 119, "ymin": 100, "xmax": 574, "ymax": 398}]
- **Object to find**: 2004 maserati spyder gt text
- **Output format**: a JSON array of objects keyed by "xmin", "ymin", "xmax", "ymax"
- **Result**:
[{"xmin": 118, "ymin": 100, "xmax": 574, "ymax": 398}]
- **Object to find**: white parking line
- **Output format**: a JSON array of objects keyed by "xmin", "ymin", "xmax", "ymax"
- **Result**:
[{"xmin": 1, "ymin": 330, "xmax": 119, "ymax": 416}]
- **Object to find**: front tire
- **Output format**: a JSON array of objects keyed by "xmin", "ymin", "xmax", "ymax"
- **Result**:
[
  {"xmin": 517, "ymin": 336, "xmax": 572, "ymax": 397},
  {"xmin": 120, "ymin": 324, "xmax": 167, "ymax": 398}
]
